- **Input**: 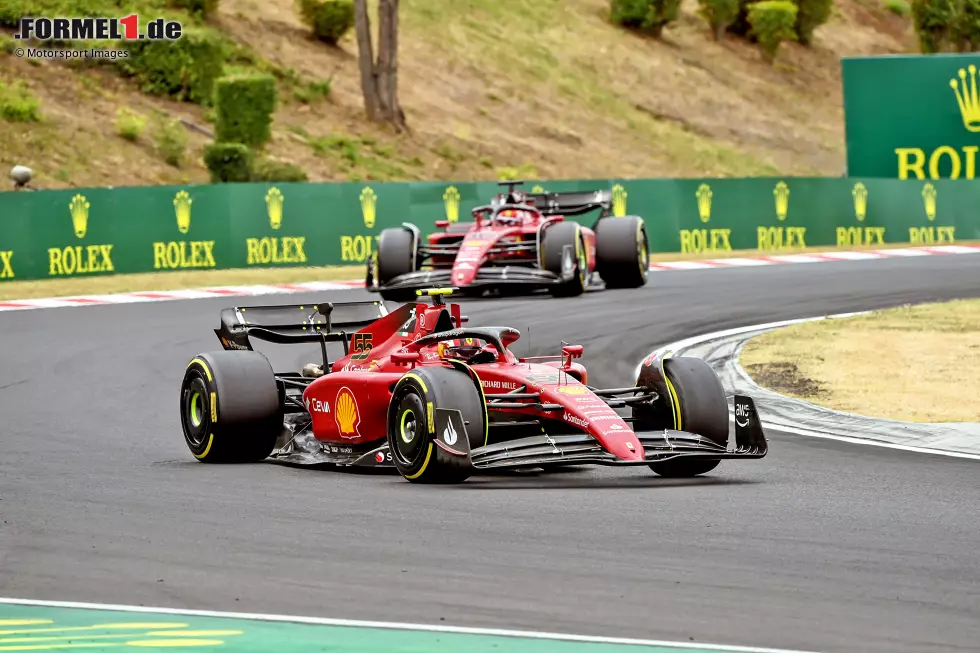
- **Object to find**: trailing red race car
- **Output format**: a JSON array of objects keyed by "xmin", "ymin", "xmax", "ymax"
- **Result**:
[
  {"xmin": 179, "ymin": 289, "xmax": 768, "ymax": 483},
  {"xmin": 365, "ymin": 180, "xmax": 650, "ymax": 302}
]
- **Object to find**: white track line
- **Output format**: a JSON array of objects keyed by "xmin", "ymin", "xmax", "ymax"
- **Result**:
[
  {"xmin": 638, "ymin": 311, "xmax": 980, "ymax": 462},
  {"xmin": 0, "ymin": 598, "xmax": 818, "ymax": 653}
]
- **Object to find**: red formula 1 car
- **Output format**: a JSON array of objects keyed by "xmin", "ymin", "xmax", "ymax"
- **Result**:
[
  {"xmin": 179, "ymin": 289, "xmax": 768, "ymax": 483},
  {"xmin": 365, "ymin": 181, "xmax": 650, "ymax": 302}
]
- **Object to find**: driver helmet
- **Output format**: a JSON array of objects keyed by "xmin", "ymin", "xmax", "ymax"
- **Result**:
[{"xmin": 437, "ymin": 338, "xmax": 485, "ymax": 362}]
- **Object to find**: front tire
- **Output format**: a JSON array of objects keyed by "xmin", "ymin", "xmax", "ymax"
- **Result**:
[
  {"xmin": 639, "ymin": 357, "xmax": 728, "ymax": 478},
  {"xmin": 595, "ymin": 215, "xmax": 648, "ymax": 289},
  {"xmin": 375, "ymin": 227, "xmax": 419, "ymax": 303},
  {"xmin": 180, "ymin": 351, "xmax": 282, "ymax": 463},
  {"xmin": 387, "ymin": 366, "xmax": 486, "ymax": 483},
  {"xmin": 541, "ymin": 221, "xmax": 587, "ymax": 297}
]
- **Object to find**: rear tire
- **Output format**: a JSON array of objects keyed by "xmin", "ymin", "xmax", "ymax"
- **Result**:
[
  {"xmin": 180, "ymin": 351, "xmax": 282, "ymax": 463},
  {"xmin": 643, "ymin": 357, "xmax": 728, "ymax": 478},
  {"xmin": 541, "ymin": 221, "xmax": 587, "ymax": 297},
  {"xmin": 595, "ymin": 215, "xmax": 648, "ymax": 289},
  {"xmin": 375, "ymin": 227, "xmax": 419, "ymax": 303},
  {"xmin": 387, "ymin": 366, "xmax": 486, "ymax": 483}
]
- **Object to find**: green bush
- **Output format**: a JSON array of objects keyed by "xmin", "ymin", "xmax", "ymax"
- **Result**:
[
  {"xmin": 748, "ymin": 0, "xmax": 798, "ymax": 61},
  {"xmin": 114, "ymin": 107, "xmax": 145, "ymax": 141},
  {"xmin": 252, "ymin": 158, "xmax": 309, "ymax": 182},
  {"xmin": 213, "ymin": 74, "xmax": 277, "ymax": 148},
  {"xmin": 203, "ymin": 142, "xmax": 253, "ymax": 182},
  {"xmin": 886, "ymin": 0, "xmax": 911, "ymax": 15},
  {"xmin": 168, "ymin": 0, "xmax": 220, "ymax": 19},
  {"xmin": 794, "ymin": 0, "xmax": 832, "ymax": 44},
  {"xmin": 911, "ymin": 0, "xmax": 956, "ymax": 52},
  {"xmin": 610, "ymin": 0, "xmax": 681, "ymax": 36},
  {"xmin": 953, "ymin": 0, "xmax": 980, "ymax": 50},
  {"xmin": 119, "ymin": 27, "xmax": 226, "ymax": 105},
  {"xmin": 152, "ymin": 112, "xmax": 188, "ymax": 166},
  {"xmin": 296, "ymin": 0, "xmax": 355, "ymax": 45},
  {"xmin": 697, "ymin": 0, "xmax": 740, "ymax": 39},
  {"xmin": 0, "ymin": 81, "xmax": 41, "ymax": 122}
]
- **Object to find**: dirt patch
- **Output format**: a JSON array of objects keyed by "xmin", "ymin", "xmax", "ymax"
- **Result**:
[
  {"xmin": 739, "ymin": 300, "xmax": 980, "ymax": 423},
  {"xmin": 742, "ymin": 362, "xmax": 825, "ymax": 399}
]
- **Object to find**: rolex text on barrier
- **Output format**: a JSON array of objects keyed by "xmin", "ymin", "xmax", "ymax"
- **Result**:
[{"xmin": 0, "ymin": 177, "xmax": 976, "ymax": 283}]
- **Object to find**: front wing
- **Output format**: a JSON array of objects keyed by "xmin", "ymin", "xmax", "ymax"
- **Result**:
[{"xmin": 368, "ymin": 266, "xmax": 583, "ymax": 294}]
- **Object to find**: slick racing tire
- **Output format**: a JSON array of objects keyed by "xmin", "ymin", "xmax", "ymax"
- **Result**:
[
  {"xmin": 643, "ymin": 357, "xmax": 728, "ymax": 478},
  {"xmin": 541, "ymin": 221, "xmax": 588, "ymax": 297},
  {"xmin": 594, "ymin": 215, "xmax": 648, "ymax": 289},
  {"xmin": 180, "ymin": 351, "xmax": 282, "ymax": 463},
  {"xmin": 386, "ymin": 366, "xmax": 486, "ymax": 483},
  {"xmin": 375, "ymin": 227, "xmax": 419, "ymax": 303}
]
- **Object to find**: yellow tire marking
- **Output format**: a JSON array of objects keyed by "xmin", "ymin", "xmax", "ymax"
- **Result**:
[
  {"xmin": 664, "ymin": 373, "xmax": 682, "ymax": 431},
  {"xmin": 427, "ymin": 401, "xmax": 434, "ymax": 435},
  {"xmin": 187, "ymin": 358, "xmax": 212, "ymax": 382},
  {"xmin": 210, "ymin": 392, "xmax": 217, "ymax": 423},
  {"xmin": 405, "ymin": 443, "xmax": 433, "ymax": 480},
  {"xmin": 194, "ymin": 434, "xmax": 214, "ymax": 460},
  {"xmin": 402, "ymin": 373, "xmax": 428, "ymax": 394}
]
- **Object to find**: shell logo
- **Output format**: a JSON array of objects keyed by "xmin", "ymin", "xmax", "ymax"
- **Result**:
[
  {"xmin": 557, "ymin": 385, "xmax": 588, "ymax": 395},
  {"xmin": 335, "ymin": 386, "xmax": 361, "ymax": 438}
]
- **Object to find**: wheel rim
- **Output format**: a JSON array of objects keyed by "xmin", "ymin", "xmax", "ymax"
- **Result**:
[
  {"xmin": 392, "ymin": 390, "xmax": 427, "ymax": 465},
  {"xmin": 182, "ymin": 375, "xmax": 210, "ymax": 448}
]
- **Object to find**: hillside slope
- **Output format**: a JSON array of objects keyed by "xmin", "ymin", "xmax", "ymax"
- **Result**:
[{"xmin": 0, "ymin": 0, "xmax": 914, "ymax": 189}]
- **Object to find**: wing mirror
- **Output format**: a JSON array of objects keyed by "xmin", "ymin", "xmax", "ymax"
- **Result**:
[
  {"xmin": 561, "ymin": 344, "xmax": 583, "ymax": 368},
  {"xmin": 391, "ymin": 352, "xmax": 420, "ymax": 366},
  {"xmin": 435, "ymin": 220, "xmax": 450, "ymax": 229}
]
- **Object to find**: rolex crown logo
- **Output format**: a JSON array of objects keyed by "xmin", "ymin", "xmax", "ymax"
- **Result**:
[
  {"xmin": 69, "ymin": 194, "xmax": 90, "ymax": 239},
  {"xmin": 443, "ymin": 185, "xmax": 460, "ymax": 223},
  {"xmin": 922, "ymin": 182, "xmax": 937, "ymax": 222},
  {"xmin": 950, "ymin": 65, "xmax": 980, "ymax": 132},
  {"xmin": 360, "ymin": 187, "xmax": 377, "ymax": 229},
  {"xmin": 265, "ymin": 187, "xmax": 284, "ymax": 230},
  {"xmin": 774, "ymin": 181, "xmax": 790, "ymax": 221},
  {"xmin": 173, "ymin": 190, "xmax": 192, "ymax": 234},
  {"xmin": 611, "ymin": 184, "xmax": 627, "ymax": 217},
  {"xmin": 531, "ymin": 184, "xmax": 546, "ymax": 194},
  {"xmin": 695, "ymin": 183, "xmax": 712, "ymax": 223},
  {"xmin": 852, "ymin": 182, "xmax": 868, "ymax": 222}
]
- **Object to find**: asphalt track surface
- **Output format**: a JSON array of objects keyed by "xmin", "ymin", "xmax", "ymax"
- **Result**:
[{"xmin": 2, "ymin": 255, "xmax": 980, "ymax": 653}]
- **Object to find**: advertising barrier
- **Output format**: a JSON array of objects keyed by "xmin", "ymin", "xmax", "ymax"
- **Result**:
[
  {"xmin": 0, "ymin": 177, "xmax": 974, "ymax": 282},
  {"xmin": 842, "ymin": 53, "xmax": 980, "ymax": 179}
]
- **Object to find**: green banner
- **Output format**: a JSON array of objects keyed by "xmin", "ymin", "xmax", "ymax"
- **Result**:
[
  {"xmin": 843, "ymin": 53, "xmax": 980, "ymax": 179},
  {"xmin": 0, "ymin": 177, "xmax": 973, "ymax": 283}
]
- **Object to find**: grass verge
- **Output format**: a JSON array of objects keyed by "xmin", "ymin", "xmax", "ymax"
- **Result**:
[{"xmin": 739, "ymin": 299, "xmax": 980, "ymax": 423}]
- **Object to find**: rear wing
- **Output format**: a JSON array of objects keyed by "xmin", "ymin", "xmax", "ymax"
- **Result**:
[
  {"xmin": 524, "ymin": 190, "xmax": 614, "ymax": 218},
  {"xmin": 214, "ymin": 299, "xmax": 389, "ymax": 353}
]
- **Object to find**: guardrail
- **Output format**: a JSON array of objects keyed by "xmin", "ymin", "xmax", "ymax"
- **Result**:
[{"xmin": 0, "ymin": 177, "xmax": 972, "ymax": 282}]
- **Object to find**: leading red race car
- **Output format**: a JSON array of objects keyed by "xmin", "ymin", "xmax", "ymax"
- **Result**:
[
  {"xmin": 179, "ymin": 289, "xmax": 768, "ymax": 483},
  {"xmin": 365, "ymin": 181, "xmax": 650, "ymax": 302}
]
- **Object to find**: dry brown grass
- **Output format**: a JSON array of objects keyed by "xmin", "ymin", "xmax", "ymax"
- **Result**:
[
  {"xmin": 0, "ymin": 0, "xmax": 914, "ymax": 189},
  {"xmin": 739, "ymin": 299, "xmax": 980, "ymax": 423}
]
